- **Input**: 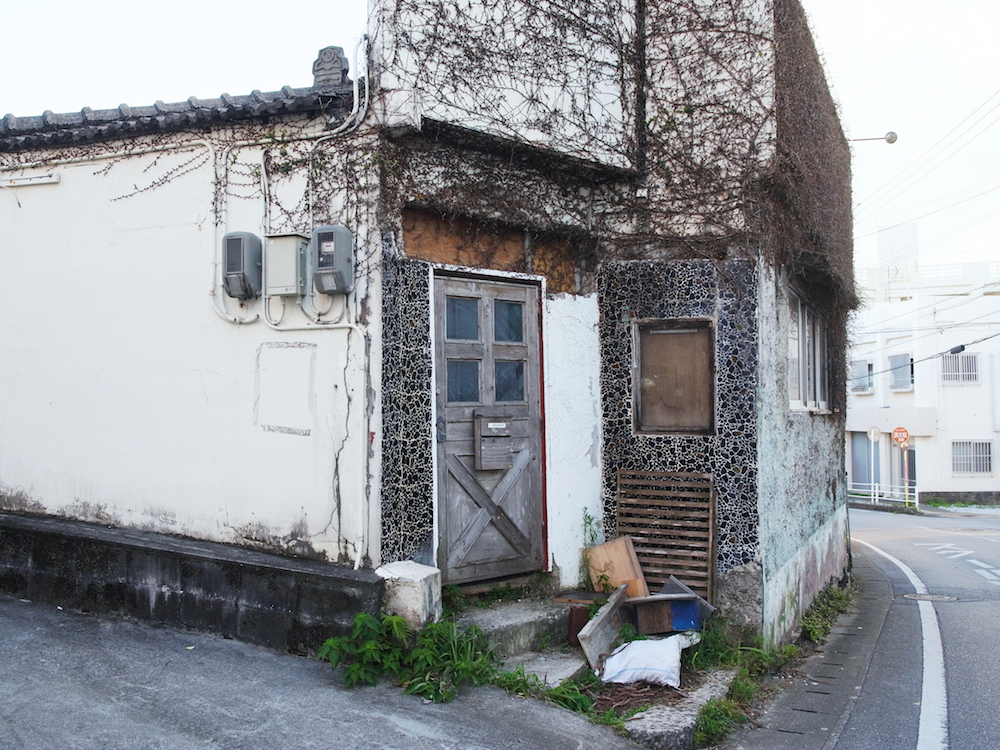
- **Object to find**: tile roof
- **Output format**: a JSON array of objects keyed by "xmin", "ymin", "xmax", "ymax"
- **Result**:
[{"xmin": 0, "ymin": 84, "xmax": 355, "ymax": 153}]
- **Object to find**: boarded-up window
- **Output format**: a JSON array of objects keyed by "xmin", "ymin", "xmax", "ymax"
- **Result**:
[{"xmin": 634, "ymin": 320, "xmax": 714, "ymax": 434}]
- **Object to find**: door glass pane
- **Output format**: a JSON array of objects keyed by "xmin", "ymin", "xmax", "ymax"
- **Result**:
[
  {"xmin": 494, "ymin": 301, "xmax": 524, "ymax": 342},
  {"xmin": 447, "ymin": 360, "xmax": 479, "ymax": 402},
  {"xmin": 495, "ymin": 360, "xmax": 525, "ymax": 402},
  {"xmin": 446, "ymin": 297, "xmax": 479, "ymax": 340}
]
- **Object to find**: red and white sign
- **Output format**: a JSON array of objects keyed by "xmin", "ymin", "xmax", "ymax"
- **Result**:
[{"xmin": 892, "ymin": 427, "xmax": 909, "ymax": 444}]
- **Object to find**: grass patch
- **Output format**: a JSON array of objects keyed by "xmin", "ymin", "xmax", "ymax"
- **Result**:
[
  {"xmin": 694, "ymin": 698, "xmax": 747, "ymax": 746},
  {"xmin": 920, "ymin": 498, "xmax": 975, "ymax": 508},
  {"xmin": 801, "ymin": 580, "xmax": 855, "ymax": 642}
]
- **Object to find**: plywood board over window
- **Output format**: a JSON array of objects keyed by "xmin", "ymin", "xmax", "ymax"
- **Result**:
[{"xmin": 634, "ymin": 319, "xmax": 714, "ymax": 434}]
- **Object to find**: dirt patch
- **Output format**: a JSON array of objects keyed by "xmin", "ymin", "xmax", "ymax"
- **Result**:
[{"xmin": 583, "ymin": 668, "xmax": 702, "ymax": 717}]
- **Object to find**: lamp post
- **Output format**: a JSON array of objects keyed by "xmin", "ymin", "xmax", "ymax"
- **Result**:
[{"xmin": 850, "ymin": 131, "xmax": 898, "ymax": 144}]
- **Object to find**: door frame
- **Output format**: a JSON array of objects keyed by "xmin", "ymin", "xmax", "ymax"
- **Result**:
[{"xmin": 430, "ymin": 267, "xmax": 549, "ymax": 583}]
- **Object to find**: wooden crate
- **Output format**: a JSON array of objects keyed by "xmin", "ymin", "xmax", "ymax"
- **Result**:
[{"xmin": 615, "ymin": 470, "xmax": 716, "ymax": 602}]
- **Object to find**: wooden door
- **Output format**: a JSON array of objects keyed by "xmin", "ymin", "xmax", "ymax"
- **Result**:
[{"xmin": 434, "ymin": 275, "xmax": 544, "ymax": 584}]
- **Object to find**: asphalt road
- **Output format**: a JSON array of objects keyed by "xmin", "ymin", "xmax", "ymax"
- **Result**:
[
  {"xmin": 0, "ymin": 596, "xmax": 640, "ymax": 750},
  {"xmin": 842, "ymin": 507, "xmax": 1000, "ymax": 750}
]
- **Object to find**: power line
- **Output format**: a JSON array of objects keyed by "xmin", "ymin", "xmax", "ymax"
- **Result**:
[
  {"xmin": 856, "ymin": 87, "xmax": 1000, "ymax": 218},
  {"xmin": 857, "ymin": 330, "xmax": 1000, "ymax": 380},
  {"xmin": 855, "ymin": 183, "xmax": 1000, "ymax": 240}
]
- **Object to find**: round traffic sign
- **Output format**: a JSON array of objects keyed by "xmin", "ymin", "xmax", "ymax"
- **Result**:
[
  {"xmin": 867, "ymin": 427, "xmax": 881, "ymax": 442},
  {"xmin": 892, "ymin": 427, "xmax": 909, "ymax": 444}
]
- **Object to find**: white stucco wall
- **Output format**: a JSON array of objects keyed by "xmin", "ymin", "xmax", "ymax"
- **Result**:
[
  {"xmin": 0, "ymin": 131, "xmax": 380, "ymax": 564},
  {"xmin": 542, "ymin": 293, "xmax": 603, "ymax": 589}
]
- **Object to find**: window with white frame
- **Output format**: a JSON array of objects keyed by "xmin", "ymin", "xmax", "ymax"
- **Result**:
[
  {"xmin": 952, "ymin": 440, "xmax": 993, "ymax": 474},
  {"xmin": 788, "ymin": 293, "xmax": 828, "ymax": 410},
  {"xmin": 942, "ymin": 352, "xmax": 979, "ymax": 384},
  {"xmin": 850, "ymin": 359, "xmax": 873, "ymax": 393},
  {"xmin": 888, "ymin": 354, "xmax": 913, "ymax": 391}
]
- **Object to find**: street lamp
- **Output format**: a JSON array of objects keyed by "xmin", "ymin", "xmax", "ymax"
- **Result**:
[{"xmin": 850, "ymin": 131, "xmax": 898, "ymax": 144}]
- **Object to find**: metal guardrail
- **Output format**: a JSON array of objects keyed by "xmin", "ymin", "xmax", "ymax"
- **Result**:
[{"xmin": 848, "ymin": 481, "xmax": 919, "ymax": 508}]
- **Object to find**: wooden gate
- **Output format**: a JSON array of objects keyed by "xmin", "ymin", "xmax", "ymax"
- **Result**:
[{"xmin": 615, "ymin": 470, "xmax": 716, "ymax": 602}]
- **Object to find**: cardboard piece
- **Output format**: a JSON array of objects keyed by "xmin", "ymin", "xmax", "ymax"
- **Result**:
[
  {"xmin": 577, "ymin": 584, "xmax": 628, "ymax": 671},
  {"xmin": 585, "ymin": 537, "xmax": 649, "ymax": 598}
]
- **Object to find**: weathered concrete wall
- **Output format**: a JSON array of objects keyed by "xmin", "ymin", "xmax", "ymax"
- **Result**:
[
  {"xmin": 0, "ymin": 512, "xmax": 383, "ymax": 654},
  {"xmin": 757, "ymin": 265, "xmax": 849, "ymax": 644},
  {"xmin": 761, "ymin": 507, "xmax": 848, "ymax": 645},
  {"xmin": 0, "ymin": 125, "xmax": 380, "ymax": 566}
]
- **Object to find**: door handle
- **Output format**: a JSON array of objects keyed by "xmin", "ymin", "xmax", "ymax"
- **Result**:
[{"xmin": 436, "ymin": 415, "xmax": 446, "ymax": 443}]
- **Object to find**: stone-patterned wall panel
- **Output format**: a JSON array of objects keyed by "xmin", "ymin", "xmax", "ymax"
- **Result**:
[
  {"xmin": 598, "ymin": 259, "xmax": 759, "ymax": 573},
  {"xmin": 380, "ymin": 253, "xmax": 435, "ymax": 565}
]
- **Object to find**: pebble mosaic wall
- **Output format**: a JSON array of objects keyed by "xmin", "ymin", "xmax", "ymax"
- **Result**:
[
  {"xmin": 598, "ymin": 258, "xmax": 760, "ymax": 571},
  {"xmin": 379, "ymin": 253, "xmax": 436, "ymax": 565}
]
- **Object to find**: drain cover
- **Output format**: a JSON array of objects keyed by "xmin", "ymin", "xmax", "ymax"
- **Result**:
[{"xmin": 904, "ymin": 594, "xmax": 957, "ymax": 602}]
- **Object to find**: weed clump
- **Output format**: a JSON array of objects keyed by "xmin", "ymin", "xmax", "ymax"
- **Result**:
[
  {"xmin": 800, "ymin": 581, "xmax": 855, "ymax": 642},
  {"xmin": 318, "ymin": 613, "xmax": 494, "ymax": 702}
]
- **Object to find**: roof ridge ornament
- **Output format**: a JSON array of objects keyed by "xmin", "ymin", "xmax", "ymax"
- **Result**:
[{"xmin": 312, "ymin": 46, "xmax": 350, "ymax": 89}]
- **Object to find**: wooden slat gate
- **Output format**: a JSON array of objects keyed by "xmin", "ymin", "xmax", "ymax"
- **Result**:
[{"xmin": 615, "ymin": 470, "xmax": 716, "ymax": 602}]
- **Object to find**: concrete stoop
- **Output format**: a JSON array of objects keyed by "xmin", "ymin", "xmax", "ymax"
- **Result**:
[
  {"xmin": 460, "ymin": 598, "xmax": 735, "ymax": 750},
  {"xmin": 626, "ymin": 669, "xmax": 736, "ymax": 750},
  {"xmin": 459, "ymin": 599, "xmax": 573, "ymax": 659}
]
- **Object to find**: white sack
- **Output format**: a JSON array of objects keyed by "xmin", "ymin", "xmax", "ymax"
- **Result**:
[{"xmin": 600, "ymin": 632, "xmax": 701, "ymax": 687}]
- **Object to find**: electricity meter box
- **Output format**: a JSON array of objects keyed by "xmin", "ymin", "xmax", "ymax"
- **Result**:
[
  {"xmin": 222, "ymin": 232, "xmax": 262, "ymax": 299},
  {"xmin": 265, "ymin": 233, "xmax": 308, "ymax": 296},
  {"xmin": 311, "ymin": 225, "xmax": 355, "ymax": 294}
]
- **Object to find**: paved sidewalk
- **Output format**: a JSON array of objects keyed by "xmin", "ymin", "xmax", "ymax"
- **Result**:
[
  {"xmin": 0, "ymin": 595, "xmax": 641, "ymax": 750},
  {"xmin": 722, "ymin": 549, "xmax": 892, "ymax": 750}
]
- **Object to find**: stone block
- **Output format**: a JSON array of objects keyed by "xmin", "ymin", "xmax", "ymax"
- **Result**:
[{"xmin": 376, "ymin": 561, "xmax": 441, "ymax": 629}]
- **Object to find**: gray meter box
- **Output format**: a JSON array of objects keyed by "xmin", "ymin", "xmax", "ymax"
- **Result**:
[
  {"xmin": 265, "ymin": 233, "xmax": 308, "ymax": 296},
  {"xmin": 311, "ymin": 225, "xmax": 355, "ymax": 294},
  {"xmin": 222, "ymin": 232, "xmax": 262, "ymax": 299}
]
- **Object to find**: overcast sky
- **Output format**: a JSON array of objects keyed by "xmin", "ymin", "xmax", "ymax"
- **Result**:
[{"xmin": 3, "ymin": 0, "xmax": 998, "ymax": 269}]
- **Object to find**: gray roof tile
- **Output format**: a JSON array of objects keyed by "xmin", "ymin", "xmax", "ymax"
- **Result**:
[{"xmin": 0, "ymin": 83, "xmax": 355, "ymax": 152}]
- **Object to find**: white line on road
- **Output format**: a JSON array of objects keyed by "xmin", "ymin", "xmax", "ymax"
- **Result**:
[
  {"xmin": 972, "ymin": 568, "xmax": 1000, "ymax": 581},
  {"xmin": 918, "ymin": 527, "xmax": 1000, "ymax": 544},
  {"xmin": 945, "ymin": 551, "xmax": 973, "ymax": 559},
  {"xmin": 855, "ymin": 538, "xmax": 949, "ymax": 750},
  {"xmin": 967, "ymin": 559, "xmax": 993, "ymax": 568}
]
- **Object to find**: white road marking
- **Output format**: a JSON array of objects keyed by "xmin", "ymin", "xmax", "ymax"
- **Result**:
[
  {"xmin": 945, "ymin": 551, "xmax": 973, "ymax": 559},
  {"xmin": 855, "ymin": 538, "xmax": 949, "ymax": 750},
  {"xmin": 918, "ymin": 526, "xmax": 1000, "ymax": 544},
  {"xmin": 973, "ymin": 568, "xmax": 1000, "ymax": 581},
  {"xmin": 968, "ymin": 560, "xmax": 993, "ymax": 568}
]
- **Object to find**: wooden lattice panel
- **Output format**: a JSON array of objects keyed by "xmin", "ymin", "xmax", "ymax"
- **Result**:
[{"xmin": 615, "ymin": 470, "xmax": 716, "ymax": 602}]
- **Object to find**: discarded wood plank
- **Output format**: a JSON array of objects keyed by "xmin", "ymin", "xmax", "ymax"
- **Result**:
[
  {"xmin": 552, "ymin": 590, "xmax": 608, "ymax": 605},
  {"xmin": 585, "ymin": 537, "xmax": 649, "ymax": 598},
  {"xmin": 578, "ymin": 584, "xmax": 628, "ymax": 671}
]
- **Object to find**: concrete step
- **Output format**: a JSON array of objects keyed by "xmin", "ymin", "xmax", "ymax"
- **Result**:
[
  {"xmin": 502, "ymin": 649, "xmax": 590, "ymax": 687},
  {"xmin": 459, "ymin": 598, "xmax": 573, "ymax": 658},
  {"xmin": 458, "ymin": 598, "xmax": 590, "ymax": 686}
]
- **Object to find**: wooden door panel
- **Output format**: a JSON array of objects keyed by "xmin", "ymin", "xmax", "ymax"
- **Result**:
[{"xmin": 435, "ymin": 275, "xmax": 543, "ymax": 584}]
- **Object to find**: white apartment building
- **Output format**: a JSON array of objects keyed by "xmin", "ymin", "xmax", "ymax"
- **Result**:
[{"xmin": 846, "ymin": 260, "xmax": 1000, "ymax": 504}]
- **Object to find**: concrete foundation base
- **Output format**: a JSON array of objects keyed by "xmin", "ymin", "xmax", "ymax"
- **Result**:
[{"xmin": 0, "ymin": 511, "xmax": 383, "ymax": 654}]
